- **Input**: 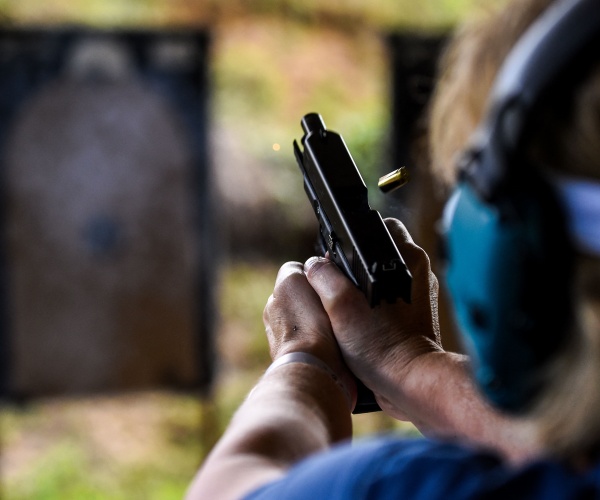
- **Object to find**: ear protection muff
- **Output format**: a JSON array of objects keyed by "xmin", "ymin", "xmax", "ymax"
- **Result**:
[{"xmin": 442, "ymin": 0, "xmax": 600, "ymax": 412}]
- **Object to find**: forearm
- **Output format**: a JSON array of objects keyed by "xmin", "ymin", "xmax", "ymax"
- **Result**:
[
  {"xmin": 376, "ymin": 351, "xmax": 541, "ymax": 463},
  {"xmin": 186, "ymin": 362, "xmax": 352, "ymax": 500}
]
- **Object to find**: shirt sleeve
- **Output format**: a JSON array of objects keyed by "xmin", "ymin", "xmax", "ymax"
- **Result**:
[
  {"xmin": 243, "ymin": 437, "xmax": 496, "ymax": 500},
  {"xmin": 243, "ymin": 436, "xmax": 600, "ymax": 500}
]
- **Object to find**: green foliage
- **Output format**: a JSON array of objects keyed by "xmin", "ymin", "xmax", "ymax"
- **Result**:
[
  {"xmin": 0, "ymin": 0, "xmax": 502, "ymax": 30},
  {"xmin": 7, "ymin": 442, "xmax": 193, "ymax": 500},
  {"xmin": 214, "ymin": 43, "xmax": 289, "ymax": 120},
  {"xmin": 7, "ymin": 443, "xmax": 115, "ymax": 500},
  {"xmin": 3, "ymin": 394, "xmax": 203, "ymax": 500},
  {"xmin": 218, "ymin": 262, "xmax": 277, "ymax": 370},
  {"xmin": 338, "ymin": 112, "xmax": 389, "ymax": 185}
]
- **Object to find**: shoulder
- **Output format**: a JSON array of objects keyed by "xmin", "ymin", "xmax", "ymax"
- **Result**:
[{"xmin": 245, "ymin": 436, "xmax": 600, "ymax": 500}]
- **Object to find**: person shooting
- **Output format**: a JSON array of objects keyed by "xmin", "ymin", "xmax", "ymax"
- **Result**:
[{"xmin": 187, "ymin": 0, "xmax": 600, "ymax": 497}]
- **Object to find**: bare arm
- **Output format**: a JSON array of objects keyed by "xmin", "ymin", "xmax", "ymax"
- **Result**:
[
  {"xmin": 186, "ymin": 263, "xmax": 355, "ymax": 500},
  {"xmin": 187, "ymin": 218, "xmax": 540, "ymax": 499},
  {"xmin": 305, "ymin": 218, "xmax": 541, "ymax": 463},
  {"xmin": 379, "ymin": 351, "xmax": 540, "ymax": 463}
]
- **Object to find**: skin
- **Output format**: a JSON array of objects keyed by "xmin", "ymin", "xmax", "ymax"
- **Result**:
[{"xmin": 186, "ymin": 219, "xmax": 541, "ymax": 500}]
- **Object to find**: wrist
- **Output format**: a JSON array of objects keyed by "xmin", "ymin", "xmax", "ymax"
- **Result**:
[
  {"xmin": 367, "ymin": 348, "xmax": 445, "ymax": 421},
  {"xmin": 266, "ymin": 352, "xmax": 357, "ymax": 411},
  {"xmin": 379, "ymin": 351, "xmax": 466, "ymax": 429},
  {"xmin": 353, "ymin": 337, "xmax": 441, "ymax": 401}
]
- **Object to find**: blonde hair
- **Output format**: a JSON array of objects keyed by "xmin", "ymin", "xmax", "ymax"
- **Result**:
[{"xmin": 429, "ymin": 0, "xmax": 600, "ymax": 460}]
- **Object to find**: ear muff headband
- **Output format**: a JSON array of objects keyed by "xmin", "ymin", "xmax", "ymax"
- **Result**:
[
  {"xmin": 554, "ymin": 176, "xmax": 600, "ymax": 256},
  {"xmin": 465, "ymin": 0, "xmax": 600, "ymax": 199},
  {"xmin": 443, "ymin": 0, "xmax": 600, "ymax": 412}
]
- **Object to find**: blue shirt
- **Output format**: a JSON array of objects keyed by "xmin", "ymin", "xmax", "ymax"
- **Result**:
[{"xmin": 245, "ymin": 437, "xmax": 600, "ymax": 499}]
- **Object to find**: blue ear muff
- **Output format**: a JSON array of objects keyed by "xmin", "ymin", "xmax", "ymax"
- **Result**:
[
  {"xmin": 442, "ymin": 174, "xmax": 571, "ymax": 412},
  {"xmin": 438, "ymin": 0, "xmax": 600, "ymax": 413}
]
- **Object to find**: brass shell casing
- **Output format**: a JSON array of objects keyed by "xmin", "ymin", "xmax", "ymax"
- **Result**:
[{"xmin": 378, "ymin": 167, "xmax": 410, "ymax": 193}]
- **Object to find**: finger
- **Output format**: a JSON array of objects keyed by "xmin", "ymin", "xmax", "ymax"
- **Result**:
[
  {"xmin": 274, "ymin": 261, "xmax": 304, "ymax": 288},
  {"xmin": 384, "ymin": 218, "xmax": 414, "ymax": 244},
  {"xmin": 384, "ymin": 218, "xmax": 431, "ymax": 278},
  {"xmin": 269, "ymin": 260, "xmax": 329, "ymax": 333},
  {"xmin": 304, "ymin": 256, "xmax": 366, "ymax": 315}
]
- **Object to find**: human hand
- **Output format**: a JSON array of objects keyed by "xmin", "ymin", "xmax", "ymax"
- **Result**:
[
  {"xmin": 304, "ymin": 219, "xmax": 442, "ymax": 399},
  {"xmin": 263, "ymin": 261, "xmax": 351, "ymax": 381}
]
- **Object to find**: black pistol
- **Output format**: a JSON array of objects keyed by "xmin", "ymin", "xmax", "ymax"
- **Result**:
[{"xmin": 293, "ymin": 112, "xmax": 412, "ymax": 414}]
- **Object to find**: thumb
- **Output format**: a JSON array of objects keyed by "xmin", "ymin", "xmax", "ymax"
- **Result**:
[{"xmin": 304, "ymin": 256, "xmax": 367, "ymax": 316}]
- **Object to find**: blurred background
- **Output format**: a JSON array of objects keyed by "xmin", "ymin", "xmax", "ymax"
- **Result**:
[{"xmin": 0, "ymin": 0, "xmax": 499, "ymax": 498}]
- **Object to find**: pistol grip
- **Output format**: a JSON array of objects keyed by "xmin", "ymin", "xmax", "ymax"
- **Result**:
[{"xmin": 352, "ymin": 378, "xmax": 381, "ymax": 414}]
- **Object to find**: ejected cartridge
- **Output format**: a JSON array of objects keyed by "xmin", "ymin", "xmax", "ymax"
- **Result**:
[{"xmin": 378, "ymin": 167, "xmax": 410, "ymax": 194}]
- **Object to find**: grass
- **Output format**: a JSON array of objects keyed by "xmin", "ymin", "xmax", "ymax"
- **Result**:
[{"xmin": 2, "ymin": 391, "xmax": 204, "ymax": 499}]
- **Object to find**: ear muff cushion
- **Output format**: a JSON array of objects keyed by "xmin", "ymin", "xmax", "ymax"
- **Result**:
[{"xmin": 443, "ymin": 176, "xmax": 571, "ymax": 412}]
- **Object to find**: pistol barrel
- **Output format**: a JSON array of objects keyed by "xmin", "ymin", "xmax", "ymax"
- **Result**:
[{"xmin": 301, "ymin": 112, "xmax": 326, "ymax": 135}]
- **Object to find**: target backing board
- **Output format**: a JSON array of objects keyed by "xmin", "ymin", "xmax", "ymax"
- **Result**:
[{"xmin": 0, "ymin": 29, "xmax": 214, "ymax": 399}]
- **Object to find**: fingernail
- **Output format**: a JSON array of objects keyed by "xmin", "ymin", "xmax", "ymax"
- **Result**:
[{"xmin": 304, "ymin": 256, "xmax": 328, "ymax": 276}]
